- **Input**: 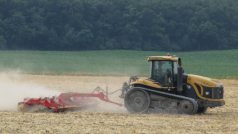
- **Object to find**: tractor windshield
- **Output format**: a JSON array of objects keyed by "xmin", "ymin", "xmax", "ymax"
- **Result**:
[{"xmin": 150, "ymin": 60, "xmax": 173, "ymax": 86}]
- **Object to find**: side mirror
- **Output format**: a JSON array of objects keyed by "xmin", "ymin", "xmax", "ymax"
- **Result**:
[{"xmin": 177, "ymin": 67, "xmax": 183, "ymax": 92}]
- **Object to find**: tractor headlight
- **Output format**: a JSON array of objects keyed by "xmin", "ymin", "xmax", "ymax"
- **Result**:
[
  {"xmin": 205, "ymin": 91, "xmax": 210, "ymax": 95},
  {"xmin": 187, "ymin": 85, "xmax": 191, "ymax": 89}
]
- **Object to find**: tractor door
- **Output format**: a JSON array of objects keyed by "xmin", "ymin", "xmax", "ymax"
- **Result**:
[{"xmin": 150, "ymin": 60, "xmax": 174, "ymax": 87}]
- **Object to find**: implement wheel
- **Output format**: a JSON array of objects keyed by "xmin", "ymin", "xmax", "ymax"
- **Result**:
[{"xmin": 124, "ymin": 88, "xmax": 150, "ymax": 113}]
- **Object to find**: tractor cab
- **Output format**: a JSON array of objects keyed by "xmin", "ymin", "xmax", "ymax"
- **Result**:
[{"xmin": 147, "ymin": 55, "xmax": 183, "ymax": 91}]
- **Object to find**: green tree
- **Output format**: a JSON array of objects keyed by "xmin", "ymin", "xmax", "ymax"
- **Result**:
[
  {"xmin": 0, "ymin": 35, "xmax": 6, "ymax": 49},
  {"xmin": 0, "ymin": 0, "xmax": 238, "ymax": 51}
]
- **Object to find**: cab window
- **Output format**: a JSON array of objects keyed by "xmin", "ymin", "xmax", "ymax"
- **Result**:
[{"xmin": 151, "ymin": 61, "xmax": 173, "ymax": 86}]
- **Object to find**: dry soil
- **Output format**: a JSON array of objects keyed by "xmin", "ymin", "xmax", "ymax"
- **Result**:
[{"xmin": 0, "ymin": 74, "xmax": 237, "ymax": 134}]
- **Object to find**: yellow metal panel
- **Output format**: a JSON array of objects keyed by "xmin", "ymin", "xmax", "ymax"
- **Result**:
[
  {"xmin": 131, "ymin": 79, "xmax": 161, "ymax": 88},
  {"xmin": 187, "ymin": 74, "xmax": 217, "ymax": 87},
  {"xmin": 131, "ymin": 79, "xmax": 176, "ymax": 90},
  {"xmin": 147, "ymin": 56, "xmax": 178, "ymax": 61}
]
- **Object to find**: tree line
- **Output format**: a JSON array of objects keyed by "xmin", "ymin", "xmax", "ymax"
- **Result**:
[{"xmin": 0, "ymin": 0, "xmax": 238, "ymax": 51}]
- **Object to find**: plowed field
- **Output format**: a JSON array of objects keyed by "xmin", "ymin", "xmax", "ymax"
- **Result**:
[{"xmin": 0, "ymin": 74, "xmax": 237, "ymax": 134}]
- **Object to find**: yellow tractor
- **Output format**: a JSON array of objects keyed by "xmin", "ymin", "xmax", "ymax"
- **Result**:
[{"xmin": 123, "ymin": 55, "xmax": 225, "ymax": 114}]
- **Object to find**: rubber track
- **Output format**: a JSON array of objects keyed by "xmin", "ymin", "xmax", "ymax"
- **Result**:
[{"xmin": 130, "ymin": 87, "xmax": 198, "ymax": 114}]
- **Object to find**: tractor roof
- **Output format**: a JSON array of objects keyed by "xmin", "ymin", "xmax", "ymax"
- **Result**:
[{"xmin": 147, "ymin": 55, "xmax": 179, "ymax": 61}]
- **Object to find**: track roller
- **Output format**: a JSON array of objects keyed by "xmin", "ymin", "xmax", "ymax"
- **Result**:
[{"xmin": 178, "ymin": 100, "xmax": 197, "ymax": 114}]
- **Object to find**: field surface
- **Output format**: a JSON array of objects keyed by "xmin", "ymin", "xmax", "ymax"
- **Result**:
[
  {"xmin": 0, "ymin": 74, "xmax": 237, "ymax": 134},
  {"xmin": 0, "ymin": 49, "xmax": 237, "ymax": 78}
]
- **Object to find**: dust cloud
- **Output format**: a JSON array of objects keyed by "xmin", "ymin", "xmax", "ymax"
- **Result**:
[
  {"xmin": 0, "ymin": 72, "xmax": 59, "ymax": 111},
  {"xmin": 0, "ymin": 72, "xmax": 126, "ymax": 113}
]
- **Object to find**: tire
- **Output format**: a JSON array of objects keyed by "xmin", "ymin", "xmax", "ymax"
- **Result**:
[
  {"xmin": 124, "ymin": 88, "xmax": 150, "ymax": 113},
  {"xmin": 178, "ymin": 100, "xmax": 197, "ymax": 114},
  {"xmin": 197, "ymin": 106, "xmax": 207, "ymax": 114}
]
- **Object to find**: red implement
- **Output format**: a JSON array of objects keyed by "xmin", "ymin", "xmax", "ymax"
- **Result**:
[{"xmin": 18, "ymin": 87, "xmax": 122, "ymax": 112}]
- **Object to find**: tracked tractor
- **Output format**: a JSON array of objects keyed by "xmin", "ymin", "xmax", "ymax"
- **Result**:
[{"xmin": 123, "ymin": 55, "xmax": 225, "ymax": 114}]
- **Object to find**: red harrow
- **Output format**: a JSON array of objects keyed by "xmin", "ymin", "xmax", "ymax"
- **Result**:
[{"xmin": 17, "ymin": 87, "xmax": 122, "ymax": 113}]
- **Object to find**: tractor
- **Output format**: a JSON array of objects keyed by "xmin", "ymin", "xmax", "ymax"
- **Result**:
[{"xmin": 123, "ymin": 55, "xmax": 225, "ymax": 114}]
